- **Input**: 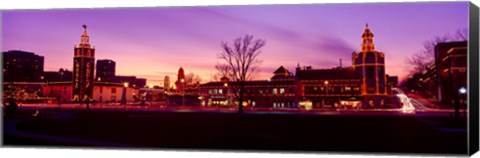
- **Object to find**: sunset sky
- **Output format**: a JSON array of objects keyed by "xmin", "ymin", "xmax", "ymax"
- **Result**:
[{"xmin": 2, "ymin": 2, "xmax": 469, "ymax": 86}]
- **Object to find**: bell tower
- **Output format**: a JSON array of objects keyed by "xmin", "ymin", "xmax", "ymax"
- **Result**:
[
  {"xmin": 72, "ymin": 25, "xmax": 95, "ymax": 102},
  {"xmin": 352, "ymin": 24, "xmax": 387, "ymax": 108}
]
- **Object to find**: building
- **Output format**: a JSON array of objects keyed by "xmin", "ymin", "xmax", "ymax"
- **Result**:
[
  {"xmin": 43, "ymin": 81, "xmax": 138, "ymax": 104},
  {"xmin": 44, "ymin": 68, "xmax": 73, "ymax": 82},
  {"xmin": 72, "ymin": 25, "xmax": 95, "ymax": 102},
  {"xmin": 96, "ymin": 59, "xmax": 116, "ymax": 82},
  {"xmin": 198, "ymin": 24, "xmax": 396, "ymax": 109},
  {"xmin": 296, "ymin": 66, "xmax": 363, "ymax": 109},
  {"xmin": 434, "ymin": 41, "xmax": 467, "ymax": 106},
  {"xmin": 164, "ymin": 75, "xmax": 170, "ymax": 91},
  {"xmin": 113, "ymin": 76, "xmax": 147, "ymax": 89},
  {"xmin": 200, "ymin": 66, "xmax": 298, "ymax": 108},
  {"xmin": 175, "ymin": 67, "xmax": 186, "ymax": 93},
  {"xmin": 41, "ymin": 25, "xmax": 139, "ymax": 104},
  {"xmin": 352, "ymin": 24, "xmax": 388, "ymax": 108},
  {"xmin": 2, "ymin": 50, "xmax": 44, "ymax": 82}
]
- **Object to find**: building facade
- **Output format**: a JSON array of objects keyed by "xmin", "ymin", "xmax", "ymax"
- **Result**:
[
  {"xmin": 200, "ymin": 66, "xmax": 298, "ymax": 108},
  {"xmin": 72, "ymin": 25, "xmax": 95, "ymax": 102},
  {"xmin": 96, "ymin": 59, "xmax": 116, "ymax": 82},
  {"xmin": 2, "ymin": 50, "xmax": 44, "ymax": 82},
  {"xmin": 175, "ymin": 67, "xmax": 186, "ymax": 93},
  {"xmin": 296, "ymin": 66, "xmax": 363, "ymax": 109},
  {"xmin": 352, "ymin": 24, "xmax": 388, "ymax": 108},
  {"xmin": 434, "ymin": 41, "xmax": 467, "ymax": 105},
  {"xmin": 44, "ymin": 68, "xmax": 73, "ymax": 82}
]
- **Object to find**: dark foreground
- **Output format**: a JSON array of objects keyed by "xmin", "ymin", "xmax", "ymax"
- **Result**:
[{"xmin": 3, "ymin": 108, "xmax": 467, "ymax": 155}]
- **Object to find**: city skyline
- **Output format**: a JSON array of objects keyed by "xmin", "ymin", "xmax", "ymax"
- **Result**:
[{"xmin": 2, "ymin": 2, "xmax": 469, "ymax": 85}]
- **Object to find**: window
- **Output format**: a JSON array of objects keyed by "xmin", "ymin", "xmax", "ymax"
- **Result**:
[
  {"xmin": 100, "ymin": 87, "xmax": 103, "ymax": 93},
  {"xmin": 111, "ymin": 88, "xmax": 116, "ymax": 93},
  {"xmin": 214, "ymin": 89, "xmax": 218, "ymax": 94},
  {"xmin": 280, "ymin": 88, "xmax": 285, "ymax": 94},
  {"xmin": 219, "ymin": 89, "xmax": 223, "ymax": 94},
  {"xmin": 345, "ymin": 86, "xmax": 351, "ymax": 91},
  {"xmin": 273, "ymin": 88, "xmax": 278, "ymax": 94},
  {"xmin": 208, "ymin": 89, "xmax": 212, "ymax": 94}
]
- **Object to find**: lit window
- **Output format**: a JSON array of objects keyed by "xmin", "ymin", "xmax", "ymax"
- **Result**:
[
  {"xmin": 208, "ymin": 89, "xmax": 212, "ymax": 94},
  {"xmin": 273, "ymin": 88, "xmax": 277, "ymax": 94},
  {"xmin": 280, "ymin": 88, "xmax": 285, "ymax": 94},
  {"xmin": 219, "ymin": 89, "xmax": 223, "ymax": 94},
  {"xmin": 214, "ymin": 89, "xmax": 218, "ymax": 94},
  {"xmin": 345, "ymin": 87, "xmax": 351, "ymax": 91}
]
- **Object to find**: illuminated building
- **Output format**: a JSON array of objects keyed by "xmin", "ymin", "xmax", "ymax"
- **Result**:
[
  {"xmin": 41, "ymin": 25, "xmax": 139, "ymax": 104},
  {"xmin": 175, "ymin": 67, "xmax": 186, "ymax": 93},
  {"xmin": 295, "ymin": 66, "xmax": 363, "ymax": 109},
  {"xmin": 96, "ymin": 59, "xmax": 116, "ymax": 82},
  {"xmin": 200, "ymin": 66, "xmax": 298, "ymax": 108},
  {"xmin": 164, "ymin": 75, "xmax": 171, "ymax": 91},
  {"xmin": 2, "ymin": 50, "xmax": 44, "ymax": 82},
  {"xmin": 352, "ymin": 24, "xmax": 388, "ymax": 108},
  {"xmin": 72, "ymin": 25, "xmax": 95, "ymax": 102}
]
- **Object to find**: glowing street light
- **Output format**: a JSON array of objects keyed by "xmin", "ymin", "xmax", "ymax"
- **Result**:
[
  {"xmin": 180, "ymin": 79, "xmax": 185, "ymax": 106},
  {"xmin": 459, "ymin": 87, "xmax": 467, "ymax": 94},
  {"xmin": 121, "ymin": 82, "xmax": 128, "ymax": 105},
  {"xmin": 323, "ymin": 80, "xmax": 329, "ymax": 108}
]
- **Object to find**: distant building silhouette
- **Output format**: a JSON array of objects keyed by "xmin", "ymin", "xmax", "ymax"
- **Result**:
[
  {"xmin": 175, "ymin": 67, "xmax": 186, "ymax": 93},
  {"xmin": 96, "ymin": 59, "xmax": 116, "ymax": 82},
  {"xmin": 164, "ymin": 75, "xmax": 170, "ymax": 90},
  {"xmin": 113, "ymin": 75, "xmax": 146, "ymax": 88},
  {"xmin": 2, "ymin": 50, "xmax": 44, "ymax": 82},
  {"xmin": 44, "ymin": 68, "xmax": 72, "ymax": 82}
]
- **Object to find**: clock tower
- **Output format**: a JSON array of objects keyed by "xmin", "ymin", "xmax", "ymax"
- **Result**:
[
  {"xmin": 72, "ymin": 25, "xmax": 95, "ymax": 102},
  {"xmin": 352, "ymin": 24, "xmax": 387, "ymax": 108}
]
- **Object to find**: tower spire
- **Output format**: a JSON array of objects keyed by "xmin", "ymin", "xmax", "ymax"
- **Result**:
[
  {"xmin": 80, "ymin": 25, "xmax": 90, "ymax": 48},
  {"xmin": 361, "ymin": 23, "xmax": 375, "ymax": 52}
]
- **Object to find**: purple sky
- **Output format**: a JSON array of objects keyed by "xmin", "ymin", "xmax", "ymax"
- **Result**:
[{"xmin": 2, "ymin": 2, "xmax": 469, "ymax": 86}]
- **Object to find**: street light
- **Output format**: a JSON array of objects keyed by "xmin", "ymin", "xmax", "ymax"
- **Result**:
[
  {"xmin": 121, "ymin": 82, "xmax": 128, "ymax": 105},
  {"xmin": 149, "ymin": 84, "xmax": 154, "ymax": 105},
  {"xmin": 323, "ymin": 80, "xmax": 329, "ymax": 108},
  {"xmin": 180, "ymin": 79, "xmax": 185, "ymax": 106},
  {"xmin": 224, "ymin": 83, "xmax": 229, "ymax": 106},
  {"xmin": 459, "ymin": 87, "xmax": 467, "ymax": 94}
]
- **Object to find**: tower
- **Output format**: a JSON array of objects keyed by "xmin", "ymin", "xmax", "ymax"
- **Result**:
[
  {"xmin": 164, "ymin": 75, "xmax": 170, "ymax": 91},
  {"xmin": 352, "ymin": 24, "xmax": 387, "ymax": 108},
  {"xmin": 175, "ymin": 67, "xmax": 185, "ymax": 93},
  {"xmin": 72, "ymin": 25, "xmax": 95, "ymax": 102}
]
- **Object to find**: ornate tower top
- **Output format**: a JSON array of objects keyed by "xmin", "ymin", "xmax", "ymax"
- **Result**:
[
  {"xmin": 178, "ymin": 67, "xmax": 185, "ymax": 80},
  {"xmin": 79, "ymin": 25, "xmax": 91, "ymax": 48},
  {"xmin": 361, "ymin": 23, "xmax": 375, "ymax": 52}
]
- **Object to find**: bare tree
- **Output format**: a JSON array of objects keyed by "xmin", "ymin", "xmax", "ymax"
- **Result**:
[
  {"xmin": 406, "ymin": 28, "xmax": 468, "ymax": 74},
  {"xmin": 185, "ymin": 72, "xmax": 202, "ymax": 86},
  {"xmin": 216, "ymin": 35, "xmax": 266, "ymax": 114}
]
